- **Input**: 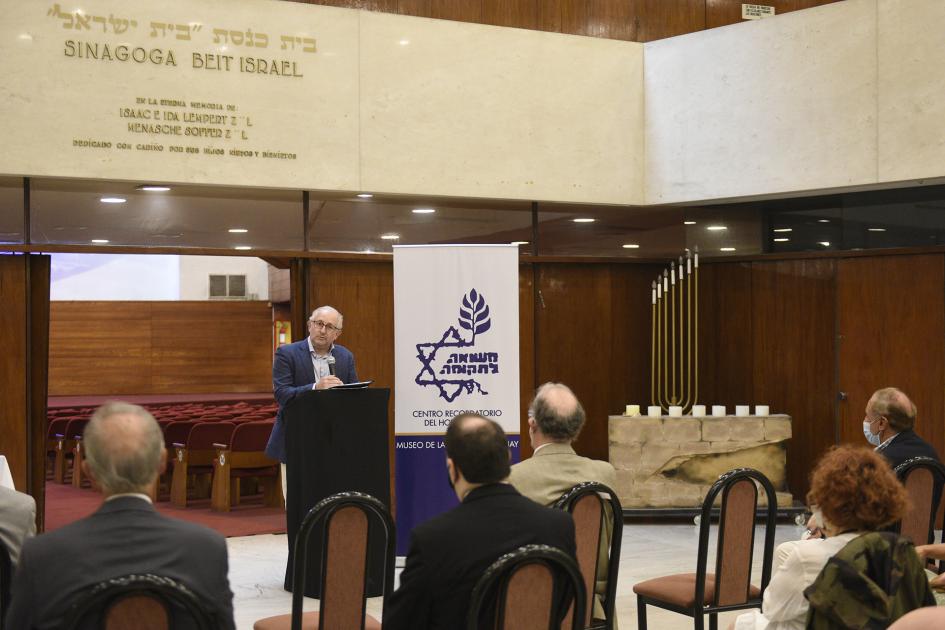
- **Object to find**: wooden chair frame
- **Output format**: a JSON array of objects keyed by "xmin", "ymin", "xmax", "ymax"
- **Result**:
[
  {"xmin": 635, "ymin": 468, "xmax": 777, "ymax": 630},
  {"xmin": 210, "ymin": 441, "xmax": 283, "ymax": 512},
  {"xmin": 894, "ymin": 456, "xmax": 945, "ymax": 569},
  {"xmin": 553, "ymin": 481, "xmax": 623, "ymax": 630}
]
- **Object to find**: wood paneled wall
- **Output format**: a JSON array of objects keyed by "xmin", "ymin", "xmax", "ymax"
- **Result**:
[
  {"xmin": 0, "ymin": 255, "xmax": 49, "ymax": 517},
  {"xmin": 48, "ymin": 302, "xmax": 273, "ymax": 395},
  {"xmin": 289, "ymin": 0, "xmax": 840, "ymax": 42}
]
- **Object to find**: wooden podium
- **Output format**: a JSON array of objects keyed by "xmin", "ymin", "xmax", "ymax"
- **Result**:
[{"xmin": 283, "ymin": 387, "xmax": 391, "ymax": 597}]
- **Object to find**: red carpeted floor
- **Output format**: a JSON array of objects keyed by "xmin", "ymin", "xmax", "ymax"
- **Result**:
[{"xmin": 45, "ymin": 482, "xmax": 287, "ymax": 538}]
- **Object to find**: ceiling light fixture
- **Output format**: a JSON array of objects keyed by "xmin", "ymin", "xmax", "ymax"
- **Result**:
[
  {"xmin": 91, "ymin": 239, "xmax": 110, "ymax": 244},
  {"xmin": 622, "ymin": 244, "xmax": 640, "ymax": 249},
  {"xmin": 867, "ymin": 227, "xmax": 887, "ymax": 232},
  {"xmin": 234, "ymin": 245, "xmax": 252, "ymax": 250},
  {"xmin": 100, "ymin": 197, "xmax": 126, "ymax": 204},
  {"xmin": 817, "ymin": 219, "xmax": 831, "ymax": 223},
  {"xmin": 399, "ymin": 39, "xmax": 410, "ymax": 46},
  {"xmin": 381, "ymin": 234, "xmax": 400, "ymax": 240},
  {"xmin": 228, "ymin": 228, "xmax": 248, "ymax": 233},
  {"xmin": 357, "ymin": 193, "xmax": 373, "ymax": 199},
  {"xmin": 573, "ymin": 218, "xmax": 595, "ymax": 223},
  {"xmin": 684, "ymin": 221, "xmax": 697, "ymax": 225},
  {"xmin": 720, "ymin": 247, "xmax": 736, "ymax": 252},
  {"xmin": 772, "ymin": 228, "xmax": 793, "ymax": 233},
  {"xmin": 137, "ymin": 185, "xmax": 171, "ymax": 192},
  {"xmin": 818, "ymin": 241, "xmax": 831, "ymax": 247},
  {"xmin": 706, "ymin": 225, "xmax": 727, "ymax": 231},
  {"xmin": 412, "ymin": 208, "xmax": 436, "ymax": 214},
  {"xmin": 773, "ymin": 238, "xmax": 790, "ymax": 242}
]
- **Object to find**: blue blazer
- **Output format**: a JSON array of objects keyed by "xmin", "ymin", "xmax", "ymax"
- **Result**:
[{"xmin": 265, "ymin": 339, "xmax": 358, "ymax": 462}]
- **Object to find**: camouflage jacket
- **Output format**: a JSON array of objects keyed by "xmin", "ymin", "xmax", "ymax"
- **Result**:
[{"xmin": 803, "ymin": 531, "xmax": 934, "ymax": 629}]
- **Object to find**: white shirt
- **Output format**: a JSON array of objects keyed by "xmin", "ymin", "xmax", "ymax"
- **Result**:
[
  {"xmin": 307, "ymin": 337, "xmax": 334, "ymax": 388},
  {"xmin": 734, "ymin": 532, "xmax": 862, "ymax": 630},
  {"xmin": 104, "ymin": 492, "xmax": 153, "ymax": 504}
]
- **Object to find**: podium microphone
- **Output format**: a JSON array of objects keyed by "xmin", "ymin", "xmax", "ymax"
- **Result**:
[{"xmin": 327, "ymin": 355, "xmax": 336, "ymax": 377}]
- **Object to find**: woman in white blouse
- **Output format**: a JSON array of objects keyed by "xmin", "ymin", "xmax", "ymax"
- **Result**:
[{"xmin": 733, "ymin": 445, "xmax": 910, "ymax": 630}]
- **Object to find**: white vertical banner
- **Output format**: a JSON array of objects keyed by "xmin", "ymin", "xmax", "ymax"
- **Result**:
[{"xmin": 393, "ymin": 244, "xmax": 520, "ymax": 552}]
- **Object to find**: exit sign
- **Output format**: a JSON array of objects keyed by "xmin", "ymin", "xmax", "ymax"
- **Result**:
[{"xmin": 742, "ymin": 4, "xmax": 776, "ymax": 19}]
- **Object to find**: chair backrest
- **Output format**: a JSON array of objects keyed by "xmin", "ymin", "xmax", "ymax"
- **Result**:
[
  {"xmin": 0, "ymin": 538, "xmax": 11, "ymax": 630},
  {"xmin": 467, "ymin": 544, "xmax": 585, "ymax": 630},
  {"xmin": 695, "ymin": 468, "xmax": 777, "ymax": 608},
  {"xmin": 894, "ymin": 456, "xmax": 945, "ymax": 546},
  {"xmin": 292, "ymin": 492, "xmax": 395, "ymax": 630},
  {"xmin": 553, "ymin": 481, "xmax": 623, "ymax": 628},
  {"xmin": 230, "ymin": 421, "xmax": 277, "ymax": 452},
  {"xmin": 62, "ymin": 418, "xmax": 90, "ymax": 440},
  {"xmin": 163, "ymin": 421, "xmax": 198, "ymax": 448},
  {"xmin": 186, "ymin": 422, "xmax": 235, "ymax": 450},
  {"xmin": 63, "ymin": 574, "xmax": 217, "ymax": 630},
  {"xmin": 47, "ymin": 417, "xmax": 69, "ymax": 440}
]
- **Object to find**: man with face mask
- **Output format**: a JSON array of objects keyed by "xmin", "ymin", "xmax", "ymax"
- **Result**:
[{"xmin": 862, "ymin": 387, "xmax": 939, "ymax": 468}]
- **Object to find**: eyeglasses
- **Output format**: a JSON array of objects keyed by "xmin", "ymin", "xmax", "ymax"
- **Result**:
[{"xmin": 310, "ymin": 320, "xmax": 341, "ymax": 332}]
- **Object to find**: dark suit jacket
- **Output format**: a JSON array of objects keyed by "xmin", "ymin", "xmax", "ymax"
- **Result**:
[
  {"xmin": 878, "ymin": 429, "xmax": 941, "ymax": 469},
  {"xmin": 265, "ymin": 339, "xmax": 358, "ymax": 462},
  {"xmin": 5, "ymin": 496, "xmax": 234, "ymax": 630},
  {"xmin": 383, "ymin": 483, "xmax": 576, "ymax": 630}
]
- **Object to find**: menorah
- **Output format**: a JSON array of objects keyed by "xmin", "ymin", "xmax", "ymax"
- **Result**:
[{"xmin": 651, "ymin": 247, "xmax": 699, "ymax": 413}]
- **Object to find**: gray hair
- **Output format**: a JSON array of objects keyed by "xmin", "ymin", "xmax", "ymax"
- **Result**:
[
  {"xmin": 310, "ymin": 305, "xmax": 343, "ymax": 329},
  {"xmin": 84, "ymin": 401, "xmax": 164, "ymax": 495},
  {"xmin": 870, "ymin": 387, "xmax": 916, "ymax": 432},
  {"xmin": 528, "ymin": 382, "xmax": 586, "ymax": 441}
]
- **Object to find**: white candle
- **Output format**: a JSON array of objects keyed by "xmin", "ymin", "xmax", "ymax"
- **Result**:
[
  {"xmin": 711, "ymin": 405, "xmax": 726, "ymax": 417},
  {"xmin": 626, "ymin": 404, "xmax": 640, "ymax": 417},
  {"xmin": 651, "ymin": 282, "xmax": 656, "ymax": 305},
  {"xmin": 735, "ymin": 405, "xmax": 750, "ymax": 417},
  {"xmin": 691, "ymin": 404, "xmax": 706, "ymax": 417},
  {"xmin": 669, "ymin": 405, "xmax": 683, "ymax": 417},
  {"xmin": 647, "ymin": 405, "xmax": 662, "ymax": 418},
  {"xmin": 755, "ymin": 405, "xmax": 770, "ymax": 416}
]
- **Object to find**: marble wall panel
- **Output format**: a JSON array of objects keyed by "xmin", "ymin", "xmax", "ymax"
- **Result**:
[
  {"xmin": 644, "ymin": 0, "xmax": 878, "ymax": 204},
  {"xmin": 359, "ymin": 11, "xmax": 645, "ymax": 204}
]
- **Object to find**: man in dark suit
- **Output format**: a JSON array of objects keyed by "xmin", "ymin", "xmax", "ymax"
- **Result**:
[
  {"xmin": 0, "ymin": 485, "xmax": 36, "ymax": 568},
  {"xmin": 863, "ymin": 387, "xmax": 940, "ymax": 468},
  {"xmin": 5, "ymin": 402, "xmax": 234, "ymax": 630},
  {"xmin": 383, "ymin": 413, "xmax": 576, "ymax": 630},
  {"xmin": 265, "ymin": 305, "xmax": 358, "ymax": 488}
]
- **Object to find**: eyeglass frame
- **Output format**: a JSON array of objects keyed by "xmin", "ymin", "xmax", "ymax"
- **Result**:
[{"xmin": 309, "ymin": 319, "xmax": 342, "ymax": 333}]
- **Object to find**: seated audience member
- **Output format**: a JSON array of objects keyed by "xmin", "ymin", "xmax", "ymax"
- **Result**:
[
  {"xmin": 383, "ymin": 413, "xmax": 576, "ymax": 630},
  {"xmin": 916, "ymin": 543, "xmax": 945, "ymax": 595},
  {"xmin": 509, "ymin": 382, "xmax": 616, "ymax": 621},
  {"xmin": 6, "ymin": 402, "xmax": 235, "ymax": 630},
  {"xmin": 0, "ymin": 486, "xmax": 36, "ymax": 568},
  {"xmin": 733, "ymin": 445, "xmax": 911, "ymax": 630},
  {"xmin": 862, "ymin": 387, "xmax": 940, "ymax": 467}
]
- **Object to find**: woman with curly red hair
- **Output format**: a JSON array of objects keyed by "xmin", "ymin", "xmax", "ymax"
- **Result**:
[{"xmin": 733, "ymin": 445, "xmax": 911, "ymax": 630}]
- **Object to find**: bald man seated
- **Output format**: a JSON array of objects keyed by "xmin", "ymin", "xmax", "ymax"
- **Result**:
[
  {"xmin": 509, "ymin": 382, "xmax": 618, "ymax": 624},
  {"xmin": 862, "ymin": 387, "xmax": 940, "ymax": 468},
  {"xmin": 6, "ymin": 402, "xmax": 235, "ymax": 630}
]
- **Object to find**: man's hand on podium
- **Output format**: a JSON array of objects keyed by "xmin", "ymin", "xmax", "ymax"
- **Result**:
[{"xmin": 315, "ymin": 375, "xmax": 344, "ymax": 390}]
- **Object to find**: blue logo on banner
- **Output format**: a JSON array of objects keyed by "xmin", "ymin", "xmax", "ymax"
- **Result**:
[{"xmin": 415, "ymin": 289, "xmax": 500, "ymax": 402}]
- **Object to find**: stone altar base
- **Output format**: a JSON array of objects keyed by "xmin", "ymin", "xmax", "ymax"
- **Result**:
[{"xmin": 608, "ymin": 414, "xmax": 794, "ymax": 509}]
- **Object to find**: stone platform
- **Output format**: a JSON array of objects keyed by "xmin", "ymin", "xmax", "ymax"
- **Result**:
[{"xmin": 608, "ymin": 414, "xmax": 794, "ymax": 509}]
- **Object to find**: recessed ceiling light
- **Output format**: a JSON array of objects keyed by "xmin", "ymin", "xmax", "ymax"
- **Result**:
[
  {"xmin": 720, "ymin": 247, "xmax": 736, "ymax": 252},
  {"xmin": 818, "ymin": 241, "xmax": 831, "ymax": 247},
  {"xmin": 18, "ymin": 34, "xmax": 32, "ymax": 41},
  {"xmin": 573, "ymin": 218, "xmax": 595, "ymax": 223},
  {"xmin": 868, "ymin": 227, "xmax": 887, "ymax": 232},
  {"xmin": 684, "ymin": 221, "xmax": 697, "ymax": 225},
  {"xmin": 228, "ymin": 228, "xmax": 248, "ymax": 233},
  {"xmin": 817, "ymin": 219, "xmax": 830, "ymax": 223},
  {"xmin": 399, "ymin": 39, "xmax": 410, "ymax": 46},
  {"xmin": 137, "ymin": 185, "xmax": 171, "ymax": 192},
  {"xmin": 706, "ymin": 225, "xmax": 727, "ymax": 231},
  {"xmin": 381, "ymin": 234, "xmax": 400, "ymax": 240},
  {"xmin": 100, "ymin": 197, "xmax": 126, "ymax": 204},
  {"xmin": 412, "ymin": 208, "xmax": 436, "ymax": 214},
  {"xmin": 363, "ymin": 248, "xmax": 374, "ymax": 253},
  {"xmin": 357, "ymin": 193, "xmax": 373, "ymax": 199},
  {"xmin": 622, "ymin": 244, "xmax": 640, "ymax": 249},
  {"xmin": 510, "ymin": 241, "xmax": 529, "ymax": 246},
  {"xmin": 773, "ymin": 238, "xmax": 790, "ymax": 242},
  {"xmin": 234, "ymin": 245, "xmax": 252, "ymax": 250},
  {"xmin": 773, "ymin": 228, "xmax": 793, "ymax": 233},
  {"xmin": 91, "ymin": 239, "xmax": 110, "ymax": 244}
]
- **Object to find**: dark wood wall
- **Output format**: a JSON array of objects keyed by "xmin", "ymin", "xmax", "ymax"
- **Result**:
[
  {"xmin": 48, "ymin": 302, "xmax": 273, "ymax": 395},
  {"xmin": 0, "ymin": 255, "xmax": 49, "ymax": 518},
  {"xmin": 288, "ymin": 0, "xmax": 840, "ymax": 42}
]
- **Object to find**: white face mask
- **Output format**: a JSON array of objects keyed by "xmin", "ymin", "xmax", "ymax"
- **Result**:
[
  {"xmin": 812, "ymin": 507, "xmax": 826, "ymax": 530},
  {"xmin": 863, "ymin": 420, "xmax": 882, "ymax": 446}
]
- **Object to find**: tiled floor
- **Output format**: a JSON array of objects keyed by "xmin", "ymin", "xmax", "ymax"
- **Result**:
[{"xmin": 229, "ymin": 521, "xmax": 805, "ymax": 629}]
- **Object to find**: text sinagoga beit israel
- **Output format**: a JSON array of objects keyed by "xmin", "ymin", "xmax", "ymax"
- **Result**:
[{"xmin": 46, "ymin": 3, "xmax": 313, "ymax": 161}]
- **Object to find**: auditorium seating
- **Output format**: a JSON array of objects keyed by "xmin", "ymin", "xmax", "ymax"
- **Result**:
[
  {"xmin": 171, "ymin": 422, "xmax": 236, "ymax": 508},
  {"xmin": 467, "ymin": 544, "xmax": 586, "ymax": 630},
  {"xmin": 211, "ymin": 421, "xmax": 282, "ymax": 512},
  {"xmin": 52, "ymin": 418, "xmax": 88, "ymax": 484}
]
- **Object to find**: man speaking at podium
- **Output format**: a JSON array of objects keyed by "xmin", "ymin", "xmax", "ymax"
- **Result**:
[{"xmin": 266, "ymin": 305, "xmax": 358, "ymax": 496}]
